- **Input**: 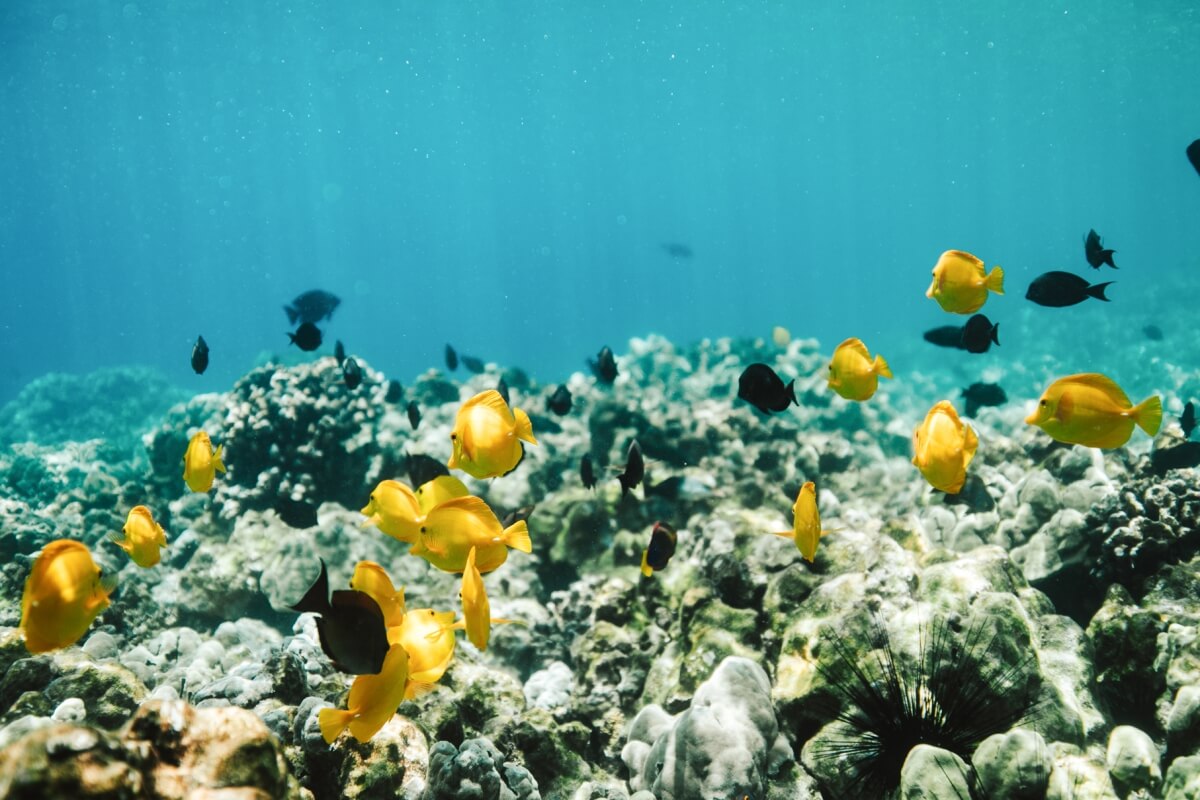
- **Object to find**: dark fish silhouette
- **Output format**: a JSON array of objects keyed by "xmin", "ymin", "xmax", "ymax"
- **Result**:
[
  {"xmin": 445, "ymin": 344, "xmax": 458, "ymax": 371},
  {"xmin": 1084, "ymin": 229, "xmax": 1117, "ymax": 269},
  {"xmin": 661, "ymin": 243, "xmax": 693, "ymax": 259},
  {"xmin": 191, "ymin": 335, "xmax": 209, "ymax": 375},
  {"xmin": 923, "ymin": 325, "xmax": 967, "ymax": 350},
  {"xmin": 645, "ymin": 475, "xmax": 685, "ymax": 500},
  {"xmin": 342, "ymin": 357, "xmax": 362, "ymax": 390},
  {"xmin": 500, "ymin": 505, "xmax": 535, "ymax": 528},
  {"xmin": 548, "ymin": 385, "xmax": 573, "ymax": 416},
  {"xmin": 461, "ymin": 355, "xmax": 485, "ymax": 374},
  {"xmin": 737, "ymin": 363, "xmax": 797, "ymax": 414},
  {"xmin": 961, "ymin": 382, "xmax": 1007, "ymax": 417},
  {"xmin": 334, "ymin": 340, "xmax": 346, "ymax": 366},
  {"xmin": 288, "ymin": 322, "xmax": 323, "ymax": 351},
  {"xmin": 406, "ymin": 453, "xmax": 449, "ymax": 487},
  {"xmin": 1183, "ymin": 402, "xmax": 1196, "ymax": 439},
  {"xmin": 1143, "ymin": 325, "xmax": 1164, "ymax": 341},
  {"xmin": 1026, "ymin": 272, "xmax": 1113, "ymax": 307},
  {"xmin": 617, "ymin": 439, "xmax": 644, "ymax": 496},
  {"xmin": 274, "ymin": 496, "xmax": 318, "ymax": 529},
  {"xmin": 939, "ymin": 474, "xmax": 995, "ymax": 513},
  {"xmin": 1151, "ymin": 442, "xmax": 1200, "ymax": 476},
  {"xmin": 385, "ymin": 379, "xmax": 404, "ymax": 404},
  {"xmin": 581, "ymin": 454, "xmax": 596, "ymax": 489},
  {"xmin": 589, "ymin": 346, "xmax": 618, "ymax": 384},
  {"xmin": 497, "ymin": 377, "xmax": 510, "ymax": 405},
  {"xmin": 640, "ymin": 522, "xmax": 678, "ymax": 576},
  {"xmin": 961, "ymin": 314, "xmax": 1000, "ymax": 354},
  {"xmin": 284, "ymin": 290, "xmax": 340, "ymax": 326},
  {"xmin": 406, "ymin": 401, "xmax": 421, "ymax": 430},
  {"xmin": 290, "ymin": 559, "xmax": 389, "ymax": 674},
  {"xmin": 1188, "ymin": 139, "xmax": 1200, "ymax": 177}
]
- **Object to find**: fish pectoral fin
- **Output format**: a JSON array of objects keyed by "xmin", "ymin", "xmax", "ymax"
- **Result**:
[{"xmin": 318, "ymin": 707, "xmax": 356, "ymax": 745}]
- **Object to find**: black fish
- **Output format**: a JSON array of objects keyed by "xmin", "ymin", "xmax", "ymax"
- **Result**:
[
  {"xmin": 191, "ymin": 335, "xmax": 209, "ymax": 374},
  {"xmin": 923, "ymin": 325, "xmax": 967, "ymax": 350},
  {"xmin": 939, "ymin": 474, "xmax": 995, "ymax": 513},
  {"xmin": 407, "ymin": 401, "xmax": 421, "ymax": 430},
  {"xmin": 961, "ymin": 314, "xmax": 999, "ymax": 354},
  {"xmin": 617, "ymin": 439, "xmax": 644, "ymax": 496},
  {"xmin": 1188, "ymin": 139, "xmax": 1200, "ymax": 177},
  {"xmin": 581, "ymin": 454, "xmax": 596, "ymax": 489},
  {"xmin": 1151, "ymin": 442, "xmax": 1200, "ymax": 476},
  {"xmin": 445, "ymin": 344, "xmax": 458, "ymax": 371},
  {"xmin": 501, "ymin": 505, "xmax": 535, "ymax": 528},
  {"xmin": 737, "ymin": 363, "xmax": 797, "ymax": 414},
  {"xmin": 385, "ymin": 379, "xmax": 404, "ymax": 404},
  {"xmin": 661, "ymin": 243, "xmax": 693, "ymax": 259},
  {"xmin": 1084, "ymin": 229, "xmax": 1117, "ymax": 269},
  {"xmin": 288, "ymin": 322, "xmax": 323, "ymax": 351},
  {"xmin": 1183, "ymin": 401, "xmax": 1196, "ymax": 439},
  {"xmin": 407, "ymin": 453, "xmax": 449, "ymax": 487},
  {"xmin": 342, "ymin": 357, "xmax": 362, "ymax": 390},
  {"xmin": 274, "ymin": 496, "xmax": 318, "ymax": 529},
  {"xmin": 640, "ymin": 522, "xmax": 677, "ymax": 576},
  {"xmin": 645, "ymin": 475, "xmax": 685, "ymax": 500},
  {"xmin": 548, "ymin": 385, "xmax": 573, "ymax": 416},
  {"xmin": 497, "ymin": 377, "xmax": 510, "ymax": 405},
  {"xmin": 589, "ymin": 346, "xmax": 618, "ymax": 384},
  {"xmin": 284, "ymin": 290, "xmax": 340, "ymax": 326},
  {"xmin": 961, "ymin": 382, "xmax": 1007, "ymax": 417},
  {"xmin": 334, "ymin": 340, "xmax": 346, "ymax": 366},
  {"xmin": 1026, "ymin": 272, "xmax": 1113, "ymax": 307},
  {"xmin": 290, "ymin": 559, "xmax": 389, "ymax": 675},
  {"xmin": 1143, "ymin": 325, "xmax": 1164, "ymax": 341},
  {"xmin": 461, "ymin": 355, "xmax": 485, "ymax": 374}
]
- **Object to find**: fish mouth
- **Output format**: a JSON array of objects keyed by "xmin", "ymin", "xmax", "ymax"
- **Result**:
[{"xmin": 1023, "ymin": 409, "xmax": 1040, "ymax": 425}]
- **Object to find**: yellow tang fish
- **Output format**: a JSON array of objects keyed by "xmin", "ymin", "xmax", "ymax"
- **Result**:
[
  {"xmin": 448, "ymin": 389, "xmax": 538, "ymax": 479},
  {"xmin": 388, "ymin": 608, "xmax": 459, "ymax": 690},
  {"xmin": 458, "ymin": 546, "xmax": 519, "ymax": 651},
  {"xmin": 318, "ymin": 643, "xmax": 410, "ymax": 744},
  {"xmin": 20, "ymin": 540, "xmax": 117, "ymax": 654},
  {"xmin": 926, "ymin": 250, "xmax": 1004, "ymax": 314},
  {"xmin": 770, "ymin": 482, "xmax": 832, "ymax": 563},
  {"xmin": 349, "ymin": 561, "xmax": 406, "ymax": 628},
  {"xmin": 111, "ymin": 505, "xmax": 168, "ymax": 568},
  {"xmin": 410, "ymin": 495, "xmax": 532, "ymax": 574},
  {"xmin": 360, "ymin": 480, "xmax": 423, "ymax": 543},
  {"xmin": 183, "ymin": 431, "xmax": 226, "ymax": 493},
  {"xmin": 828, "ymin": 338, "xmax": 893, "ymax": 401},
  {"xmin": 415, "ymin": 475, "xmax": 470, "ymax": 515},
  {"xmin": 913, "ymin": 400, "xmax": 978, "ymax": 494},
  {"xmin": 1025, "ymin": 373, "xmax": 1162, "ymax": 449}
]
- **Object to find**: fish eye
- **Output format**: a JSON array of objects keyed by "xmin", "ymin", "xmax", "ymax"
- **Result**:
[
  {"xmin": 450, "ymin": 433, "xmax": 457, "ymax": 440},
  {"xmin": 420, "ymin": 526, "xmax": 426, "ymax": 533},
  {"xmin": 1039, "ymin": 400, "xmax": 1047, "ymax": 407}
]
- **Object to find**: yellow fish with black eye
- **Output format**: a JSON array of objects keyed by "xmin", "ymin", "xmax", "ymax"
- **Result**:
[
  {"xmin": 20, "ymin": 540, "xmax": 117, "ymax": 654},
  {"xmin": 1025, "ymin": 373, "xmax": 1162, "ymax": 449},
  {"xmin": 448, "ymin": 389, "xmax": 538, "ymax": 479},
  {"xmin": 912, "ymin": 400, "xmax": 978, "ymax": 494},
  {"xmin": 388, "ymin": 608, "xmax": 460, "ymax": 690},
  {"xmin": 769, "ymin": 482, "xmax": 833, "ymax": 563},
  {"xmin": 111, "ymin": 505, "xmax": 168, "ymax": 568},
  {"xmin": 410, "ymin": 495, "xmax": 531, "ymax": 574},
  {"xmin": 926, "ymin": 249, "xmax": 1004, "ymax": 314},
  {"xmin": 182, "ymin": 430, "xmax": 226, "ymax": 492},
  {"xmin": 360, "ymin": 480, "xmax": 423, "ymax": 543},
  {"xmin": 827, "ymin": 338, "xmax": 892, "ymax": 401},
  {"xmin": 318, "ymin": 643, "xmax": 410, "ymax": 744},
  {"xmin": 349, "ymin": 561, "xmax": 406, "ymax": 628},
  {"xmin": 415, "ymin": 475, "xmax": 470, "ymax": 514}
]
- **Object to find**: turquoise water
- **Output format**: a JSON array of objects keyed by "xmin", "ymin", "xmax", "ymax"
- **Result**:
[{"xmin": 1, "ymin": 2, "xmax": 1198, "ymax": 402}]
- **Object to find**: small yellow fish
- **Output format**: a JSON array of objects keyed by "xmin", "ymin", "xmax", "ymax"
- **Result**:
[
  {"xmin": 415, "ymin": 475, "xmax": 470, "ymax": 515},
  {"xmin": 349, "ymin": 561, "xmax": 406, "ymax": 628},
  {"xmin": 912, "ymin": 400, "xmax": 978, "ymax": 494},
  {"xmin": 360, "ymin": 480, "xmax": 423, "ymax": 543},
  {"xmin": 410, "ymin": 495, "xmax": 531, "ymax": 574},
  {"xmin": 182, "ymin": 431, "xmax": 226, "ymax": 493},
  {"xmin": 827, "ymin": 338, "xmax": 893, "ymax": 401},
  {"xmin": 770, "ymin": 482, "xmax": 831, "ymax": 563},
  {"xmin": 457, "ymin": 546, "xmax": 518, "ymax": 651},
  {"xmin": 447, "ymin": 389, "xmax": 538, "ymax": 479},
  {"xmin": 926, "ymin": 249, "xmax": 1004, "ymax": 314},
  {"xmin": 111, "ymin": 505, "xmax": 168, "ymax": 568},
  {"xmin": 1025, "ymin": 373, "xmax": 1162, "ymax": 449},
  {"xmin": 318, "ymin": 643, "xmax": 410, "ymax": 743},
  {"xmin": 20, "ymin": 540, "xmax": 116, "ymax": 654},
  {"xmin": 388, "ymin": 608, "xmax": 459, "ymax": 689}
]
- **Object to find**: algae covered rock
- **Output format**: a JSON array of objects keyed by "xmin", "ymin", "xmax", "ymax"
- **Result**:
[
  {"xmin": 422, "ymin": 736, "xmax": 540, "ymax": 800},
  {"xmin": 972, "ymin": 728, "xmax": 1050, "ymax": 799}
]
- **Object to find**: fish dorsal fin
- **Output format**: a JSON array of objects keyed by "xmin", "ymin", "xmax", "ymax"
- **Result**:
[
  {"xmin": 433, "ymin": 495, "xmax": 497, "ymax": 523},
  {"xmin": 290, "ymin": 558, "xmax": 330, "ymax": 614},
  {"xmin": 945, "ymin": 250, "xmax": 982, "ymax": 269},
  {"xmin": 836, "ymin": 338, "xmax": 869, "ymax": 360},
  {"xmin": 470, "ymin": 389, "xmax": 513, "ymax": 421},
  {"xmin": 1064, "ymin": 373, "xmax": 1131, "ymax": 407}
]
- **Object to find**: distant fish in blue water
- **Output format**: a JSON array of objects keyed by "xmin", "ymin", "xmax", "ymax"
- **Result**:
[
  {"xmin": 1026, "ymin": 272, "xmax": 1113, "ymax": 307},
  {"xmin": 661, "ymin": 243, "xmax": 693, "ymax": 259},
  {"xmin": 497, "ymin": 377, "xmax": 509, "ymax": 405},
  {"xmin": 334, "ymin": 340, "xmax": 346, "ymax": 366},
  {"xmin": 461, "ymin": 355, "xmax": 485, "ymax": 374},
  {"xmin": 640, "ymin": 522, "xmax": 677, "ymax": 577},
  {"xmin": 445, "ymin": 344, "xmax": 458, "ymax": 371},
  {"xmin": 547, "ymin": 385, "xmax": 573, "ymax": 416},
  {"xmin": 581, "ymin": 454, "xmax": 596, "ymax": 489},
  {"xmin": 1183, "ymin": 401, "xmax": 1196, "ymax": 439},
  {"xmin": 1084, "ymin": 229, "xmax": 1117, "ymax": 269},
  {"xmin": 1188, "ymin": 139, "xmax": 1200, "ymax": 177},
  {"xmin": 385, "ymin": 379, "xmax": 404, "ymax": 404},
  {"xmin": 1143, "ymin": 325, "xmax": 1164, "ymax": 341},
  {"xmin": 961, "ymin": 382, "xmax": 1007, "ymax": 417},
  {"xmin": 406, "ymin": 400, "xmax": 421, "ymax": 430},
  {"xmin": 737, "ymin": 363, "xmax": 797, "ymax": 414},
  {"xmin": 923, "ymin": 325, "xmax": 967, "ymax": 350},
  {"xmin": 342, "ymin": 357, "xmax": 362, "ymax": 390},
  {"xmin": 961, "ymin": 314, "xmax": 999, "ymax": 354},
  {"xmin": 284, "ymin": 290, "xmax": 340, "ymax": 326},
  {"xmin": 191, "ymin": 335, "xmax": 209, "ymax": 374},
  {"xmin": 1151, "ymin": 441, "xmax": 1200, "ymax": 475},
  {"xmin": 617, "ymin": 439, "xmax": 644, "ymax": 496},
  {"xmin": 589, "ymin": 346, "xmax": 618, "ymax": 384},
  {"xmin": 288, "ymin": 322, "xmax": 323, "ymax": 351}
]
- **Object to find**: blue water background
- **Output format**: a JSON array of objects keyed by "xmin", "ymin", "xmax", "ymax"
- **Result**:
[{"xmin": 2, "ymin": 1, "xmax": 1198, "ymax": 406}]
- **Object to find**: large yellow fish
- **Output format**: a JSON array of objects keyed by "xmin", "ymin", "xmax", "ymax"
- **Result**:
[
  {"xmin": 415, "ymin": 475, "xmax": 470, "ymax": 514},
  {"xmin": 318, "ymin": 643, "xmax": 410, "ymax": 744},
  {"xmin": 20, "ymin": 540, "xmax": 116, "ymax": 654},
  {"xmin": 912, "ymin": 400, "xmax": 978, "ymax": 494},
  {"xmin": 409, "ymin": 495, "xmax": 531, "ymax": 574},
  {"xmin": 111, "ymin": 505, "xmax": 168, "ymax": 568},
  {"xmin": 458, "ymin": 546, "xmax": 518, "ymax": 650},
  {"xmin": 827, "ymin": 338, "xmax": 893, "ymax": 401},
  {"xmin": 388, "ymin": 608, "xmax": 459, "ymax": 690},
  {"xmin": 769, "ymin": 482, "xmax": 832, "ymax": 563},
  {"xmin": 360, "ymin": 480, "xmax": 423, "ymax": 543},
  {"xmin": 448, "ymin": 389, "xmax": 538, "ymax": 479},
  {"xmin": 349, "ymin": 561, "xmax": 406, "ymax": 628},
  {"xmin": 1025, "ymin": 373, "xmax": 1162, "ymax": 449},
  {"xmin": 926, "ymin": 250, "xmax": 1004, "ymax": 314},
  {"xmin": 183, "ymin": 431, "xmax": 226, "ymax": 493}
]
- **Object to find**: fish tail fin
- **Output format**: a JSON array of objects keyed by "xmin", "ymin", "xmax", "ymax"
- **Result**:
[
  {"xmin": 318, "ymin": 707, "xmax": 354, "ymax": 744},
  {"xmin": 504, "ymin": 521, "xmax": 532, "ymax": 553},
  {"xmin": 284, "ymin": 305, "xmax": 298, "ymax": 325},
  {"xmin": 290, "ymin": 559, "xmax": 329, "ymax": 614},
  {"xmin": 640, "ymin": 550, "xmax": 653, "ymax": 577},
  {"xmin": 618, "ymin": 473, "xmax": 632, "ymax": 496},
  {"xmin": 1134, "ymin": 395, "xmax": 1163, "ymax": 436},
  {"xmin": 874, "ymin": 355, "xmax": 893, "ymax": 380},
  {"xmin": 212, "ymin": 444, "xmax": 226, "ymax": 474},
  {"xmin": 513, "ymin": 408, "xmax": 538, "ymax": 445},
  {"xmin": 991, "ymin": 323, "xmax": 1000, "ymax": 346},
  {"xmin": 785, "ymin": 380, "xmax": 798, "ymax": 407},
  {"xmin": 1088, "ymin": 281, "xmax": 1114, "ymax": 302},
  {"xmin": 986, "ymin": 266, "xmax": 1004, "ymax": 294},
  {"xmin": 1102, "ymin": 249, "xmax": 1117, "ymax": 268}
]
